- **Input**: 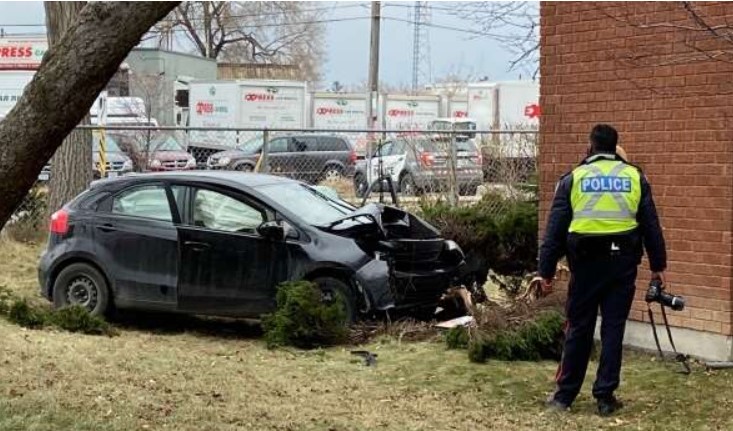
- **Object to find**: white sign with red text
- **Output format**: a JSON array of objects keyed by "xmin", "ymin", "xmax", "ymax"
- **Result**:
[
  {"xmin": 0, "ymin": 37, "xmax": 47, "ymax": 70},
  {"xmin": 312, "ymin": 94, "xmax": 367, "ymax": 130},
  {"xmin": 383, "ymin": 96, "xmax": 440, "ymax": 131},
  {"xmin": 238, "ymin": 83, "xmax": 306, "ymax": 129}
]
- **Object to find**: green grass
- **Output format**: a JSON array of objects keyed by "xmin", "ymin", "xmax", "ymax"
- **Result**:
[{"xmin": 0, "ymin": 239, "xmax": 732, "ymax": 430}]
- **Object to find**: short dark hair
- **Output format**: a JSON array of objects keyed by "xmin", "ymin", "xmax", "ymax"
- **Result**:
[{"xmin": 589, "ymin": 124, "xmax": 618, "ymax": 153}]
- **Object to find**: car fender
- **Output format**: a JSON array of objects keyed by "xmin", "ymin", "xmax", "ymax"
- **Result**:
[{"xmin": 45, "ymin": 248, "xmax": 113, "ymax": 299}]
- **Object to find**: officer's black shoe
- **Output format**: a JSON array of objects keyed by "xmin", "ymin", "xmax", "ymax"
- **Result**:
[
  {"xmin": 545, "ymin": 399, "xmax": 570, "ymax": 413},
  {"xmin": 597, "ymin": 396, "xmax": 624, "ymax": 416}
]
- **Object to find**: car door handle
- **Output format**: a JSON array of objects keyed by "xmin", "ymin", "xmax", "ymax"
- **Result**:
[
  {"xmin": 98, "ymin": 223, "xmax": 115, "ymax": 232},
  {"xmin": 184, "ymin": 241, "xmax": 211, "ymax": 252}
]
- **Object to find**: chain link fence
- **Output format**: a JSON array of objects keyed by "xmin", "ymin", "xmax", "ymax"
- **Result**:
[{"xmin": 4, "ymin": 126, "xmax": 537, "ymax": 241}]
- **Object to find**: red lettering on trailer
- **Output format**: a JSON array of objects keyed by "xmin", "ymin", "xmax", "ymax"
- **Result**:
[
  {"xmin": 388, "ymin": 109, "xmax": 414, "ymax": 117},
  {"xmin": 244, "ymin": 93, "xmax": 275, "ymax": 102},
  {"xmin": 524, "ymin": 103, "xmax": 541, "ymax": 119},
  {"xmin": 195, "ymin": 101, "xmax": 214, "ymax": 114},
  {"xmin": 316, "ymin": 107, "xmax": 344, "ymax": 115}
]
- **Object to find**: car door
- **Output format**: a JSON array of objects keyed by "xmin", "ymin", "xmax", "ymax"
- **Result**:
[
  {"xmin": 176, "ymin": 185, "xmax": 287, "ymax": 317},
  {"xmin": 367, "ymin": 141, "xmax": 393, "ymax": 185},
  {"xmin": 289, "ymin": 136, "xmax": 320, "ymax": 182},
  {"xmin": 387, "ymin": 140, "xmax": 409, "ymax": 183},
  {"xmin": 265, "ymin": 137, "xmax": 290, "ymax": 175},
  {"xmin": 93, "ymin": 183, "xmax": 179, "ymax": 309}
]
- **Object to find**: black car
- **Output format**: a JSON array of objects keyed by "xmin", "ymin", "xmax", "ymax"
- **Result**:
[
  {"xmin": 207, "ymin": 135, "xmax": 357, "ymax": 184},
  {"xmin": 39, "ymin": 172, "xmax": 465, "ymax": 321}
]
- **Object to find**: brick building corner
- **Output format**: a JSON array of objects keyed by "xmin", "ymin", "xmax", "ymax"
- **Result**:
[{"xmin": 540, "ymin": 2, "xmax": 733, "ymax": 359}]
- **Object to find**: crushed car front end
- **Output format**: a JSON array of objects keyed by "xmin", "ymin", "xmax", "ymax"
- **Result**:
[{"xmin": 318, "ymin": 204, "xmax": 466, "ymax": 313}]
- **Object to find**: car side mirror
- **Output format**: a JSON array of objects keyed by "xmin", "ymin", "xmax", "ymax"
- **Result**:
[{"xmin": 257, "ymin": 221, "xmax": 284, "ymax": 241}]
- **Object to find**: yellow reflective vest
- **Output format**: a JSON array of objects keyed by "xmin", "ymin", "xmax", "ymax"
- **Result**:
[{"xmin": 569, "ymin": 157, "xmax": 641, "ymax": 234}]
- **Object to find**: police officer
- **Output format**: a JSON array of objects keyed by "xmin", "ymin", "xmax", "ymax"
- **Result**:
[{"xmin": 539, "ymin": 124, "xmax": 667, "ymax": 416}]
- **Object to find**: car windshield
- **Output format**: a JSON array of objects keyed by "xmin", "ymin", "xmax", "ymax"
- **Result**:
[
  {"xmin": 413, "ymin": 139, "xmax": 477, "ymax": 153},
  {"xmin": 259, "ymin": 182, "xmax": 356, "ymax": 226},
  {"xmin": 92, "ymin": 134, "xmax": 122, "ymax": 152},
  {"xmin": 238, "ymin": 135, "xmax": 264, "ymax": 153},
  {"xmin": 151, "ymin": 135, "xmax": 184, "ymax": 151}
]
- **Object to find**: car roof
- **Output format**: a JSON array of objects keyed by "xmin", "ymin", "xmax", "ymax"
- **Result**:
[{"xmin": 92, "ymin": 171, "xmax": 298, "ymax": 189}]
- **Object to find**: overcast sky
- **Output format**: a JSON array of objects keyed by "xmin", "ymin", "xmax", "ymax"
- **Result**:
[{"xmin": 0, "ymin": 1, "xmax": 530, "ymax": 87}]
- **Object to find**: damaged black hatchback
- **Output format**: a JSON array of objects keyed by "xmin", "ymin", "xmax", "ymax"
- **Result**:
[{"xmin": 39, "ymin": 172, "xmax": 466, "ymax": 321}]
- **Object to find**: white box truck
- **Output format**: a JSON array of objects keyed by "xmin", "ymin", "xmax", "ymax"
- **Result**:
[
  {"xmin": 187, "ymin": 80, "xmax": 308, "ymax": 162},
  {"xmin": 382, "ymin": 94, "xmax": 441, "ymax": 132},
  {"xmin": 467, "ymin": 80, "xmax": 539, "ymax": 130},
  {"xmin": 0, "ymin": 70, "xmax": 34, "ymax": 117}
]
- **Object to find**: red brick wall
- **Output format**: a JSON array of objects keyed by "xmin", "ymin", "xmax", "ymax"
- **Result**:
[{"xmin": 540, "ymin": 2, "xmax": 733, "ymax": 335}]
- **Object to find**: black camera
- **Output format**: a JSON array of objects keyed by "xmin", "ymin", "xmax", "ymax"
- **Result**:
[{"xmin": 645, "ymin": 279, "xmax": 685, "ymax": 311}]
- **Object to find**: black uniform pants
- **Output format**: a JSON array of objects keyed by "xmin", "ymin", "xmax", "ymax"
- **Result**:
[{"xmin": 553, "ymin": 253, "xmax": 637, "ymax": 405}]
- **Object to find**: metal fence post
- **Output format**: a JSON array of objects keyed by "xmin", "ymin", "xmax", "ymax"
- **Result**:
[
  {"xmin": 449, "ymin": 126, "xmax": 458, "ymax": 206},
  {"xmin": 261, "ymin": 129, "xmax": 270, "ymax": 173}
]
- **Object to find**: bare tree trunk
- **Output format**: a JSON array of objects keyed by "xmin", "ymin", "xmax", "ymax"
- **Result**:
[
  {"xmin": 45, "ymin": 2, "xmax": 92, "ymax": 215},
  {"xmin": 0, "ymin": 2, "xmax": 178, "ymax": 230}
]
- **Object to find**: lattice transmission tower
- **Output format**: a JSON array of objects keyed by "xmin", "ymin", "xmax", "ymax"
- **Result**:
[{"xmin": 411, "ymin": 1, "xmax": 432, "ymax": 93}]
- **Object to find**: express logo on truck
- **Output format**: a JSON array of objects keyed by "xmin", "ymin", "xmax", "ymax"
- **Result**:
[
  {"xmin": 524, "ymin": 103, "xmax": 541, "ymax": 119},
  {"xmin": 0, "ymin": 46, "xmax": 33, "ymax": 58},
  {"xmin": 244, "ymin": 93, "xmax": 275, "ymax": 102},
  {"xmin": 195, "ymin": 101, "xmax": 228, "ymax": 115},
  {"xmin": 316, "ymin": 107, "xmax": 344, "ymax": 115},
  {"xmin": 453, "ymin": 111, "xmax": 468, "ymax": 118},
  {"xmin": 388, "ymin": 109, "xmax": 415, "ymax": 117}
]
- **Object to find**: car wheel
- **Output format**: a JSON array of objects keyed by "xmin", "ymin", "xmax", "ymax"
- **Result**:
[
  {"xmin": 52, "ymin": 263, "xmax": 110, "ymax": 317},
  {"xmin": 321, "ymin": 165, "xmax": 344, "ymax": 182},
  {"xmin": 400, "ymin": 173, "xmax": 419, "ymax": 196},
  {"xmin": 354, "ymin": 173, "xmax": 368, "ymax": 198},
  {"xmin": 235, "ymin": 163, "xmax": 254, "ymax": 172},
  {"xmin": 313, "ymin": 277, "xmax": 356, "ymax": 324}
]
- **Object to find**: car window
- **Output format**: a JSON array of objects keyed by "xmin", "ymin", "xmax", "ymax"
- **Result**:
[
  {"xmin": 391, "ymin": 140, "xmax": 407, "ymax": 156},
  {"xmin": 376, "ymin": 142, "xmax": 393, "ymax": 157},
  {"xmin": 112, "ymin": 185, "xmax": 172, "ymax": 222},
  {"xmin": 291, "ymin": 137, "xmax": 317, "ymax": 152},
  {"xmin": 192, "ymin": 189, "xmax": 264, "ymax": 233},
  {"xmin": 268, "ymin": 138, "xmax": 288, "ymax": 153},
  {"xmin": 319, "ymin": 137, "xmax": 347, "ymax": 151}
]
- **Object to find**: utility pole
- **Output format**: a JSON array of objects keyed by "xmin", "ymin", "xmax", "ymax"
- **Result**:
[{"xmin": 367, "ymin": 1, "xmax": 381, "ymax": 130}]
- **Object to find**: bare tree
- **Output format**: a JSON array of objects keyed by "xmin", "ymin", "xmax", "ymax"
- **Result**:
[
  {"xmin": 450, "ymin": 2, "xmax": 539, "ymax": 79},
  {"xmin": 153, "ymin": 2, "xmax": 326, "ymax": 81},
  {"xmin": 0, "ymin": 2, "xmax": 178, "ymax": 230},
  {"xmin": 45, "ymin": 2, "xmax": 93, "ymax": 215}
]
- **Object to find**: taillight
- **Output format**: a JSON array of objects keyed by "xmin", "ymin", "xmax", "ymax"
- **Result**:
[
  {"xmin": 420, "ymin": 151, "xmax": 435, "ymax": 167},
  {"xmin": 348, "ymin": 149, "xmax": 357, "ymax": 164},
  {"xmin": 50, "ymin": 209, "xmax": 69, "ymax": 235}
]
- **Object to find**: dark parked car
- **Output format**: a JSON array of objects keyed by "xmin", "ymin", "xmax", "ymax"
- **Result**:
[
  {"xmin": 207, "ymin": 134, "xmax": 357, "ymax": 183},
  {"xmin": 39, "ymin": 172, "xmax": 466, "ymax": 321}
]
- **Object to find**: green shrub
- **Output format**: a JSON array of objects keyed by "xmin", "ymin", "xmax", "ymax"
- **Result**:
[
  {"xmin": 262, "ymin": 281, "xmax": 348, "ymax": 349},
  {"xmin": 48, "ymin": 305, "xmax": 117, "ymax": 336},
  {"xmin": 420, "ymin": 194, "xmax": 538, "ymax": 281},
  {"xmin": 465, "ymin": 311, "xmax": 565, "ymax": 363},
  {"xmin": 8, "ymin": 299, "xmax": 47, "ymax": 328},
  {"xmin": 445, "ymin": 326, "xmax": 470, "ymax": 349}
]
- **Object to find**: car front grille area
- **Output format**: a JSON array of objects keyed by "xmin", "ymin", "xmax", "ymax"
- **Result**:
[
  {"xmin": 162, "ymin": 160, "xmax": 189, "ymax": 169},
  {"xmin": 105, "ymin": 161, "xmax": 125, "ymax": 171}
]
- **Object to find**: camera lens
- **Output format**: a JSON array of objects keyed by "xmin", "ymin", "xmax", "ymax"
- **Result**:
[{"xmin": 670, "ymin": 296, "xmax": 685, "ymax": 311}]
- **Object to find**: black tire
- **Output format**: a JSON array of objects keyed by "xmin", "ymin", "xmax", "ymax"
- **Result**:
[
  {"xmin": 52, "ymin": 263, "xmax": 110, "ymax": 317},
  {"xmin": 399, "ymin": 173, "xmax": 419, "ymax": 196},
  {"xmin": 321, "ymin": 165, "xmax": 344, "ymax": 182},
  {"xmin": 235, "ymin": 163, "xmax": 255, "ymax": 172},
  {"xmin": 313, "ymin": 277, "xmax": 357, "ymax": 324},
  {"xmin": 354, "ymin": 173, "xmax": 368, "ymax": 198}
]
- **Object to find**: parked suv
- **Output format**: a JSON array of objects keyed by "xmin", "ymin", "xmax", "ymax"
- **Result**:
[
  {"xmin": 38, "ymin": 132, "xmax": 134, "ymax": 182},
  {"xmin": 353, "ymin": 136, "xmax": 484, "ymax": 197},
  {"xmin": 207, "ymin": 134, "xmax": 357, "ymax": 184}
]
